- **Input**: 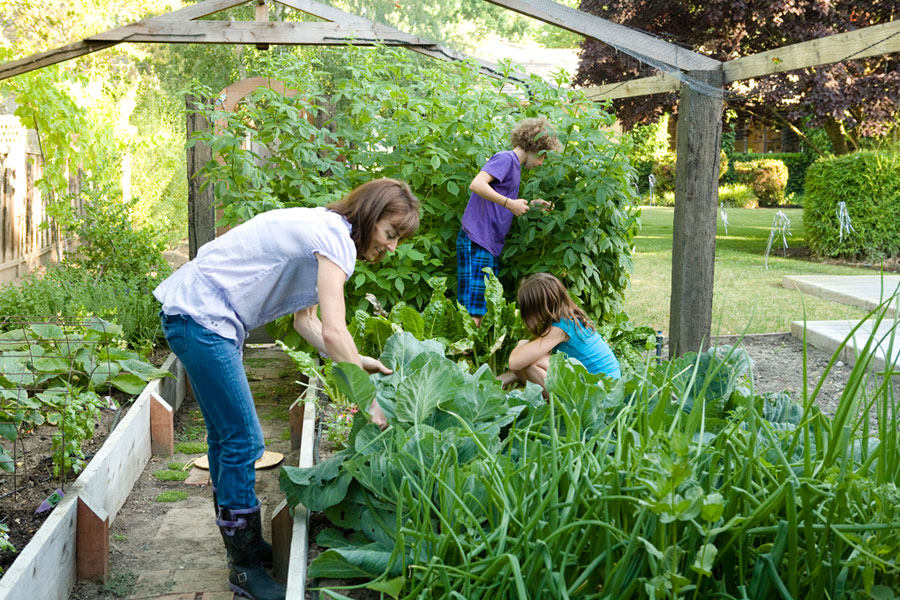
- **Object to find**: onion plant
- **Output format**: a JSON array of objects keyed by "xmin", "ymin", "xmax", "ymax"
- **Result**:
[{"xmin": 281, "ymin": 301, "xmax": 900, "ymax": 599}]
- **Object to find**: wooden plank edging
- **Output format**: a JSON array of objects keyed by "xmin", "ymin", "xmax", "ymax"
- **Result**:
[
  {"xmin": 0, "ymin": 353, "xmax": 186, "ymax": 600},
  {"xmin": 284, "ymin": 382, "xmax": 318, "ymax": 598}
]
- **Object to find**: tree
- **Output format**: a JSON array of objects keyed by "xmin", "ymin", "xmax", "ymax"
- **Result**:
[{"xmin": 573, "ymin": 0, "xmax": 900, "ymax": 153}]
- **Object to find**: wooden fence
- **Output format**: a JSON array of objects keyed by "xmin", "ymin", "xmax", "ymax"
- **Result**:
[{"xmin": 0, "ymin": 115, "xmax": 80, "ymax": 284}]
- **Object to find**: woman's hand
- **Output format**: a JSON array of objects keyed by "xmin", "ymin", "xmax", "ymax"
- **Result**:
[
  {"xmin": 360, "ymin": 355, "xmax": 392, "ymax": 375},
  {"xmin": 369, "ymin": 400, "xmax": 388, "ymax": 430}
]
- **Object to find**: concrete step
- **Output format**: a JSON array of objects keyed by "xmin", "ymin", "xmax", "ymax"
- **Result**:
[
  {"xmin": 782, "ymin": 275, "xmax": 900, "ymax": 312},
  {"xmin": 790, "ymin": 318, "xmax": 900, "ymax": 373}
]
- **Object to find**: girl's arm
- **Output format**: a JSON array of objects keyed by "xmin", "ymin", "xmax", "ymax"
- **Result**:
[
  {"xmin": 508, "ymin": 326, "xmax": 568, "ymax": 371},
  {"xmin": 469, "ymin": 171, "xmax": 530, "ymax": 217}
]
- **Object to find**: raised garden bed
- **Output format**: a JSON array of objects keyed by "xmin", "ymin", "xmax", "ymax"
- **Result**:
[{"xmin": 0, "ymin": 353, "xmax": 188, "ymax": 599}]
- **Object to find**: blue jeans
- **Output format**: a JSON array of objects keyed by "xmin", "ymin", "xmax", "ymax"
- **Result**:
[{"xmin": 160, "ymin": 313, "xmax": 264, "ymax": 510}]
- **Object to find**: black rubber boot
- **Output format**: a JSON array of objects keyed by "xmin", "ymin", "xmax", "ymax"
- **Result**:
[
  {"xmin": 217, "ymin": 505, "xmax": 285, "ymax": 600},
  {"xmin": 213, "ymin": 489, "xmax": 273, "ymax": 567}
]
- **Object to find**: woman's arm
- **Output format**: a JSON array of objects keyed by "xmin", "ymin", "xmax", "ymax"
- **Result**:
[
  {"xmin": 315, "ymin": 255, "xmax": 363, "ymax": 365},
  {"xmin": 507, "ymin": 326, "xmax": 568, "ymax": 372},
  {"xmin": 293, "ymin": 305, "xmax": 327, "ymax": 356},
  {"xmin": 316, "ymin": 254, "xmax": 390, "ymax": 428}
]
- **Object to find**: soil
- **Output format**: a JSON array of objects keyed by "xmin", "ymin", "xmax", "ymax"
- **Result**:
[{"xmin": 0, "ymin": 389, "xmax": 140, "ymax": 573}]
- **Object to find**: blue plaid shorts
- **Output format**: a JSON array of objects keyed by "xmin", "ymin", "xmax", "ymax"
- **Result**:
[{"xmin": 456, "ymin": 229, "xmax": 500, "ymax": 317}]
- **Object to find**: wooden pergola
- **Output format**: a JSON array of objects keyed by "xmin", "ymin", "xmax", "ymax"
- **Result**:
[{"xmin": 1, "ymin": 0, "xmax": 897, "ymax": 357}]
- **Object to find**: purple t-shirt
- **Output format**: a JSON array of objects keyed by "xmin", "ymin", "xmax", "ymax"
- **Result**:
[{"xmin": 460, "ymin": 150, "xmax": 522, "ymax": 257}]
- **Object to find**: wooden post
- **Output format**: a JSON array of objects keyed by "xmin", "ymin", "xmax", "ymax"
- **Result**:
[
  {"xmin": 185, "ymin": 94, "xmax": 216, "ymax": 260},
  {"xmin": 255, "ymin": 0, "xmax": 270, "ymax": 50},
  {"xmin": 76, "ymin": 497, "xmax": 110, "ymax": 580},
  {"xmin": 289, "ymin": 399, "xmax": 305, "ymax": 452},
  {"xmin": 669, "ymin": 69, "xmax": 724, "ymax": 358},
  {"xmin": 271, "ymin": 499, "xmax": 292, "ymax": 580},
  {"xmin": 149, "ymin": 391, "xmax": 174, "ymax": 457}
]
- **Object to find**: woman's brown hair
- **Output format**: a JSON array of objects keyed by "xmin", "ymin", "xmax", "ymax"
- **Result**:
[
  {"xmin": 517, "ymin": 272, "xmax": 594, "ymax": 338},
  {"xmin": 327, "ymin": 178, "xmax": 420, "ymax": 257}
]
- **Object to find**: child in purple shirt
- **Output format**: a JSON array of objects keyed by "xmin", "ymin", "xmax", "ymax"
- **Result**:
[{"xmin": 457, "ymin": 117, "xmax": 562, "ymax": 325}]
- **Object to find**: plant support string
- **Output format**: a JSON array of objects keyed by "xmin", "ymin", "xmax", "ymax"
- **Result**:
[
  {"xmin": 764, "ymin": 210, "xmax": 791, "ymax": 269},
  {"xmin": 837, "ymin": 201, "xmax": 856, "ymax": 243}
]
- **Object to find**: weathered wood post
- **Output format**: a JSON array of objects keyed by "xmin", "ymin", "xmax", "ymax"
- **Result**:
[
  {"xmin": 669, "ymin": 70, "xmax": 724, "ymax": 357},
  {"xmin": 185, "ymin": 94, "xmax": 216, "ymax": 260}
]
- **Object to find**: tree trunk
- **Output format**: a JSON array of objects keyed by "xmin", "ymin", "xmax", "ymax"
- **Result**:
[{"xmin": 823, "ymin": 117, "xmax": 850, "ymax": 155}]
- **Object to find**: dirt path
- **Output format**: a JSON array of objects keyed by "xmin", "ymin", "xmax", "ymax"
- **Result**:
[{"xmin": 69, "ymin": 344, "xmax": 302, "ymax": 600}]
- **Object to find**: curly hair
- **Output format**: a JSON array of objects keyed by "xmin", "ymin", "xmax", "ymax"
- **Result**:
[{"xmin": 509, "ymin": 117, "xmax": 562, "ymax": 154}]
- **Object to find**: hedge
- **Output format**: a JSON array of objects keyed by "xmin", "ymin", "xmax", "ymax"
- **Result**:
[
  {"xmin": 804, "ymin": 151, "xmax": 900, "ymax": 259},
  {"xmin": 726, "ymin": 152, "xmax": 813, "ymax": 197},
  {"xmin": 733, "ymin": 159, "xmax": 789, "ymax": 207}
]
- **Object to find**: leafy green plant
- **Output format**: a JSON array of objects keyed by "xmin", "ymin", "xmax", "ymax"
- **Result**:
[
  {"xmin": 734, "ymin": 158, "xmax": 789, "ymax": 206},
  {"xmin": 717, "ymin": 182, "xmax": 758, "ymax": 208},
  {"xmin": 281, "ymin": 315, "xmax": 900, "ymax": 598},
  {"xmin": 173, "ymin": 441, "xmax": 208, "ymax": 454},
  {"xmin": 189, "ymin": 46, "xmax": 639, "ymax": 317},
  {"xmin": 0, "ymin": 318, "xmax": 172, "ymax": 475},
  {"xmin": 152, "ymin": 469, "xmax": 190, "ymax": 482},
  {"xmin": 726, "ymin": 152, "xmax": 813, "ymax": 197},
  {"xmin": 155, "ymin": 491, "xmax": 188, "ymax": 503},
  {"xmin": 804, "ymin": 151, "xmax": 900, "ymax": 259}
]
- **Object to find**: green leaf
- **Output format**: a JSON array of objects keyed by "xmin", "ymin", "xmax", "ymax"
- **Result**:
[
  {"xmin": 308, "ymin": 544, "xmax": 394, "ymax": 579},
  {"xmin": 0, "ymin": 422, "xmax": 17, "ymax": 442},
  {"xmin": 366, "ymin": 576, "xmax": 406, "ymax": 598},
  {"xmin": 691, "ymin": 543, "xmax": 717, "ymax": 576},
  {"xmin": 29, "ymin": 323, "xmax": 64, "ymax": 339},
  {"xmin": 117, "ymin": 359, "xmax": 173, "ymax": 381},
  {"xmin": 109, "ymin": 373, "xmax": 146, "ymax": 394},
  {"xmin": 394, "ymin": 353, "xmax": 463, "ymax": 424},
  {"xmin": 332, "ymin": 363, "xmax": 376, "ymax": 410}
]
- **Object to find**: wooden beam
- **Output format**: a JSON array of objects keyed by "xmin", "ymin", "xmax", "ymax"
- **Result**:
[
  {"xmin": 582, "ymin": 73, "xmax": 679, "ymax": 100},
  {"xmin": 0, "ymin": 0, "xmax": 250, "ymax": 81},
  {"xmin": 482, "ymin": 0, "xmax": 720, "ymax": 72},
  {"xmin": 274, "ymin": 0, "xmax": 531, "ymax": 83},
  {"xmin": 669, "ymin": 69, "xmax": 724, "ymax": 357},
  {"xmin": 724, "ymin": 19, "xmax": 900, "ymax": 82},
  {"xmin": 85, "ymin": 21, "xmax": 437, "ymax": 46}
]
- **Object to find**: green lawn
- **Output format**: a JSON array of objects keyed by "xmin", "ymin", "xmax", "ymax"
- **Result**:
[{"xmin": 624, "ymin": 206, "xmax": 873, "ymax": 334}]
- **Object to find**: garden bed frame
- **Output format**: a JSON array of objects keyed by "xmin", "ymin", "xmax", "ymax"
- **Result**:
[
  {"xmin": 0, "ymin": 352, "xmax": 316, "ymax": 599},
  {"xmin": 0, "ymin": 355, "xmax": 189, "ymax": 599}
]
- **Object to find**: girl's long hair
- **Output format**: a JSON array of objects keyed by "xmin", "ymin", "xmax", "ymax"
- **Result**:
[
  {"xmin": 517, "ymin": 272, "xmax": 594, "ymax": 337},
  {"xmin": 327, "ymin": 178, "xmax": 420, "ymax": 257}
]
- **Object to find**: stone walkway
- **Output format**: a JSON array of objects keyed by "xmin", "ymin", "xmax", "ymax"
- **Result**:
[
  {"xmin": 783, "ymin": 275, "xmax": 900, "ymax": 371},
  {"xmin": 69, "ymin": 345, "xmax": 302, "ymax": 600}
]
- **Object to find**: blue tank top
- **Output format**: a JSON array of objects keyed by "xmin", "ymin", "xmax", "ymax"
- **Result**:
[{"xmin": 552, "ymin": 318, "xmax": 621, "ymax": 379}]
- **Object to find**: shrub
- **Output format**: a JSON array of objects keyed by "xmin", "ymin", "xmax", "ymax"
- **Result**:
[
  {"xmin": 627, "ymin": 114, "xmax": 670, "ymax": 194},
  {"xmin": 733, "ymin": 158, "xmax": 789, "ymax": 206},
  {"xmin": 650, "ymin": 150, "xmax": 728, "ymax": 197},
  {"xmin": 804, "ymin": 151, "xmax": 900, "ymax": 259},
  {"xmin": 718, "ymin": 182, "xmax": 757, "ymax": 208},
  {"xmin": 727, "ymin": 152, "xmax": 813, "ymax": 197},
  {"xmin": 190, "ymin": 47, "xmax": 639, "ymax": 320}
]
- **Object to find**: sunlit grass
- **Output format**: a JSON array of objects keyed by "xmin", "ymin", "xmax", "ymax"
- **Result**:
[{"xmin": 626, "ymin": 207, "xmax": 872, "ymax": 334}]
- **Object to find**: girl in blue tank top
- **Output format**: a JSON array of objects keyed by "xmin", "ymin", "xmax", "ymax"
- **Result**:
[{"xmin": 500, "ymin": 273, "xmax": 621, "ymax": 390}]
